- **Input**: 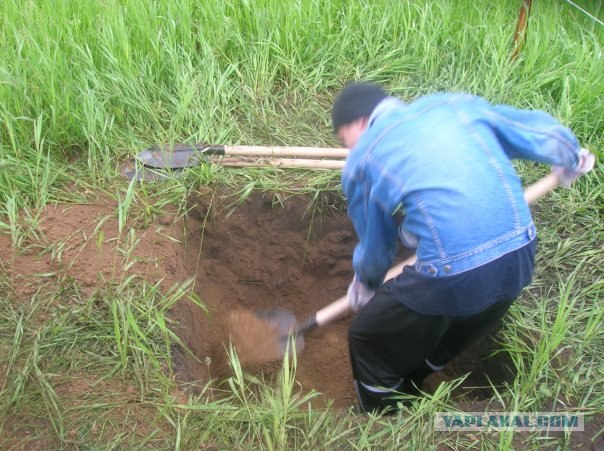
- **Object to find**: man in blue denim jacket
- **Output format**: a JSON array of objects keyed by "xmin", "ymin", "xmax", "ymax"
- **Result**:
[{"xmin": 332, "ymin": 83, "xmax": 595, "ymax": 413}]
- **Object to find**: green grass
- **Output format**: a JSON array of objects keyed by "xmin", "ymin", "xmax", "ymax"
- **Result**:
[{"xmin": 1, "ymin": 0, "xmax": 603, "ymax": 449}]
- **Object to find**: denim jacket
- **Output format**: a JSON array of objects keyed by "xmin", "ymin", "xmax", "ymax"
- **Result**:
[{"xmin": 342, "ymin": 93, "xmax": 580, "ymax": 289}]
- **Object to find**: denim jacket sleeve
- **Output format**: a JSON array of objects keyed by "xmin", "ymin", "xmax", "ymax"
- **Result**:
[
  {"xmin": 343, "ymin": 168, "xmax": 399, "ymax": 290},
  {"xmin": 482, "ymin": 103, "xmax": 580, "ymax": 169}
]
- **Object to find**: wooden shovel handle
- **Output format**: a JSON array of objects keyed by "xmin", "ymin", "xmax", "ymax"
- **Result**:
[
  {"xmin": 156, "ymin": 143, "xmax": 349, "ymax": 158},
  {"xmin": 523, "ymin": 172, "xmax": 559, "ymax": 204},
  {"xmin": 312, "ymin": 172, "xmax": 560, "ymax": 328},
  {"xmin": 211, "ymin": 156, "xmax": 345, "ymax": 170},
  {"xmin": 223, "ymin": 145, "xmax": 349, "ymax": 159}
]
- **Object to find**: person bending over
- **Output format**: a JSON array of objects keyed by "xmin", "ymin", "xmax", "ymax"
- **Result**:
[{"xmin": 331, "ymin": 82, "xmax": 595, "ymax": 413}]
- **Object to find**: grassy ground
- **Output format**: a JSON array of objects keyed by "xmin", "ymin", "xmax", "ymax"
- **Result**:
[{"xmin": 1, "ymin": 0, "xmax": 603, "ymax": 449}]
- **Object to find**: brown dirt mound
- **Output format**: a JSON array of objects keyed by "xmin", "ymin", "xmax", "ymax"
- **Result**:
[{"xmin": 0, "ymin": 197, "xmax": 186, "ymax": 300}]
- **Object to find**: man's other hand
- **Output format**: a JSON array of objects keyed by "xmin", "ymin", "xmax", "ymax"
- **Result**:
[{"xmin": 553, "ymin": 148, "xmax": 596, "ymax": 187}]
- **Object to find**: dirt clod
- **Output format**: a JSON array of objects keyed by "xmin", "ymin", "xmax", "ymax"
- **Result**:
[{"xmin": 226, "ymin": 309, "xmax": 285, "ymax": 364}]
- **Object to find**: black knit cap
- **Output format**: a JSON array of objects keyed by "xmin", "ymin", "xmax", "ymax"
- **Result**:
[{"xmin": 331, "ymin": 82, "xmax": 388, "ymax": 133}]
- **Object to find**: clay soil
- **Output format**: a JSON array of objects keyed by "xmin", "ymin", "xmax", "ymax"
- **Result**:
[{"xmin": 0, "ymin": 198, "xmax": 187, "ymax": 299}]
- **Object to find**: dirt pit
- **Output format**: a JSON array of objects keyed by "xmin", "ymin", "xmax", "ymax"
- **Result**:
[
  {"xmin": 170, "ymin": 190, "xmax": 517, "ymax": 408},
  {"xmin": 0, "ymin": 190, "xmax": 518, "ymax": 410}
]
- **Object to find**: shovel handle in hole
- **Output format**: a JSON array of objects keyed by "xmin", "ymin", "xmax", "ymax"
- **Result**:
[{"xmin": 301, "ymin": 171, "xmax": 561, "ymax": 330}]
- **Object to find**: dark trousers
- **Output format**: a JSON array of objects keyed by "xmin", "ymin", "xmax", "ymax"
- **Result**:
[
  {"xmin": 349, "ymin": 295, "xmax": 515, "ymax": 413},
  {"xmin": 348, "ymin": 240, "xmax": 536, "ymax": 413}
]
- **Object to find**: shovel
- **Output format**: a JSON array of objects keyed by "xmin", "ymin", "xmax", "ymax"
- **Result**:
[
  {"xmin": 123, "ymin": 143, "xmax": 349, "ymax": 181},
  {"xmin": 260, "ymin": 172, "xmax": 562, "ymax": 358},
  {"xmin": 136, "ymin": 143, "xmax": 348, "ymax": 168}
]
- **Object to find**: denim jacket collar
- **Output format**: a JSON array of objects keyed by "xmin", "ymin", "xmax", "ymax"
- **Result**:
[{"xmin": 368, "ymin": 97, "xmax": 406, "ymax": 126}]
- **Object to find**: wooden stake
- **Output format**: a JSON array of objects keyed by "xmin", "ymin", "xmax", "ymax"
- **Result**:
[{"xmin": 511, "ymin": 0, "xmax": 533, "ymax": 61}]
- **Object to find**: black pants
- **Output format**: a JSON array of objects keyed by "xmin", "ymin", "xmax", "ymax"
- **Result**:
[
  {"xmin": 349, "ymin": 295, "xmax": 515, "ymax": 413},
  {"xmin": 348, "ymin": 241, "xmax": 536, "ymax": 413}
]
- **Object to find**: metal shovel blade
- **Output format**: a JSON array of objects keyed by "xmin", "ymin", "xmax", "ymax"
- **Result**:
[
  {"xmin": 120, "ymin": 158, "xmax": 184, "ymax": 182},
  {"xmin": 256, "ymin": 308, "xmax": 305, "ymax": 358},
  {"xmin": 136, "ymin": 144, "xmax": 213, "ymax": 169}
]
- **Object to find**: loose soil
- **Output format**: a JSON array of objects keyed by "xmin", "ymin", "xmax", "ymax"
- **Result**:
[
  {"xmin": 0, "ymin": 198, "xmax": 186, "ymax": 300},
  {"xmin": 172, "ymin": 190, "xmax": 362, "ymax": 407}
]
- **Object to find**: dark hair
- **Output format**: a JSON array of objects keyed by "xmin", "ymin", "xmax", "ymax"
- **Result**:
[{"xmin": 331, "ymin": 83, "xmax": 388, "ymax": 133}]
